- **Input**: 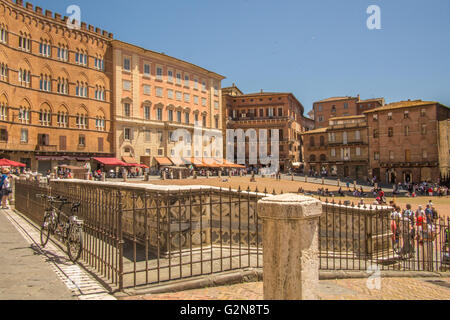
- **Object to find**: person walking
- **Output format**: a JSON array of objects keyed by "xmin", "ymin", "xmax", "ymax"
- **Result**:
[{"xmin": 0, "ymin": 168, "xmax": 12, "ymax": 209}]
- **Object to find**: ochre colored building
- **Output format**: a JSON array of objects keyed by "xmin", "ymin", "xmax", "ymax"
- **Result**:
[
  {"xmin": 0, "ymin": 0, "xmax": 114, "ymax": 172},
  {"xmin": 111, "ymin": 40, "xmax": 225, "ymax": 169}
]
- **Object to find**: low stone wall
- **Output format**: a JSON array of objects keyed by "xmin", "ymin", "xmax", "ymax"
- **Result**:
[
  {"xmin": 320, "ymin": 202, "xmax": 393, "ymax": 258},
  {"xmin": 48, "ymin": 179, "xmax": 264, "ymax": 256}
]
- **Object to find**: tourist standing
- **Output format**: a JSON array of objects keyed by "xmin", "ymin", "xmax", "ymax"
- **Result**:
[{"xmin": 0, "ymin": 168, "xmax": 12, "ymax": 209}]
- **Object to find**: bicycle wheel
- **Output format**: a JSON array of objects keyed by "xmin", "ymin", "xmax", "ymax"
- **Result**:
[
  {"xmin": 40, "ymin": 213, "xmax": 53, "ymax": 247},
  {"xmin": 67, "ymin": 225, "xmax": 83, "ymax": 263}
]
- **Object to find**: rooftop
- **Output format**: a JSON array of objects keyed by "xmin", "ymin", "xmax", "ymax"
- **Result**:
[{"xmin": 363, "ymin": 100, "xmax": 445, "ymax": 113}]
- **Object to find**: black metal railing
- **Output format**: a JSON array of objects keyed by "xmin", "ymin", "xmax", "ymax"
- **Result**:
[{"xmin": 14, "ymin": 180, "xmax": 450, "ymax": 292}]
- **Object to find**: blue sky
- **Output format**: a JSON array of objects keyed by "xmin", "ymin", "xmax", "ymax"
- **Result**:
[{"xmin": 31, "ymin": 0, "xmax": 450, "ymax": 113}]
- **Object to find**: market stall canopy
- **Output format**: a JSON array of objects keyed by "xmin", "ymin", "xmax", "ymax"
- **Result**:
[
  {"xmin": 0, "ymin": 159, "xmax": 26, "ymax": 167},
  {"xmin": 155, "ymin": 157, "xmax": 173, "ymax": 166},
  {"xmin": 122, "ymin": 156, "xmax": 137, "ymax": 164},
  {"xmin": 292, "ymin": 162, "xmax": 303, "ymax": 168},
  {"xmin": 170, "ymin": 157, "xmax": 189, "ymax": 166},
  {"xmin": 93, "ymin": 157, "xmax": 127, "ymax": 166},
  {"xmin": 222, "ymin": 159, "xmax": 245, "ymax": 169}
]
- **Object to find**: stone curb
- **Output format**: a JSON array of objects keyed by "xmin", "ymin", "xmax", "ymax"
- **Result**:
[
  {"xmin": 116, "ymin": 269, "xmax": 263, "ymax": 298},
  {"xmin": 115, "ymin": 268, "xmax": 450, "ymax": 298}
]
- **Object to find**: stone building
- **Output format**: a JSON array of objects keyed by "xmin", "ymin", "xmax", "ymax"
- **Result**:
[
  {"xmin": 302, "ymin": 115, "xmax": 369, "ymax": 180},
  {"xmin": 365, "ymin": 100, "xmax": 450, "ymax": 184},
  {"xmin": 111, "ymin": 40, "xmax": 225, "ymax": 169},
  {"xmin": 0, "ymin": 0, "xmax": 114, "ymax": 172},
  {"xmin": 223, "ymin": 85, "xmax": 311, "ymax": 172},
  {"xmin": 313, "ymin": 95, "xmax": 384, "ymax": 128}
]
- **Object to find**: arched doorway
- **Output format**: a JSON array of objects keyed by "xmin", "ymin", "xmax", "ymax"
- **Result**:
[{"xmin": 403, "ymin": 171, "xmax": 412, "ymax": 183}]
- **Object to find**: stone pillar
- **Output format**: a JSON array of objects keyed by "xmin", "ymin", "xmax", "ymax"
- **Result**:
[
  {"xmin": 322, "ymin": 177, "xmax": 325, "ymax": 185},
  {"xmin": 337, "ymin": 179, "xmax": 340, "ymax": 187},
  {"xmin": 123, "ymin": 169, "xmax": 128, "ymax": 182},
  {"xmin": 258, "ymin": 194, "xmax": 322, "ymax": 300},
  {"xmin": 102, "ymin": 174, "xmax": 106, "ymax": 182}
]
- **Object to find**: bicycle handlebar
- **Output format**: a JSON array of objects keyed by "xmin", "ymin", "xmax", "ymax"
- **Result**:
[{"xmin": 36, "ymin": 194, "xmax": 80, "ymax": 211}]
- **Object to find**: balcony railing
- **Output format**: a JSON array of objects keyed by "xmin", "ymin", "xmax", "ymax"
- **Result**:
[{"xmin": 35, "ymin": 145, "xmax": 57, "ymax": 152}]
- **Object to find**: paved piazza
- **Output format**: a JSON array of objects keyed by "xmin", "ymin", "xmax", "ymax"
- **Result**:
[{"xmin": 122, "ymin": 277, "xmax": 450, "ymax": 300}]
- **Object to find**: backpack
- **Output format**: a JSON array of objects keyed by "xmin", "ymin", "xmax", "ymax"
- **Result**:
[{"xmin": 0, "ymin": 174, "xmax": 5, "ymax": 189}]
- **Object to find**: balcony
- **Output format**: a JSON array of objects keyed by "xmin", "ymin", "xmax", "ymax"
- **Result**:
[{"xmin": 35, "ymin": 145, "xmax": 57, "ymax": 152}]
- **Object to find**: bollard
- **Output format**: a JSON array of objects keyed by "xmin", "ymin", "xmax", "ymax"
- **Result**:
[
  {"xmin": 258, "ymin": 194, "xmax": 322, "ymax": 300},
  {"xmin": 322, "ymin": 177, "xmax": 325, "ymax": 185},
  {"xmin": 304, "ymin": 176, "xmax": 308, "ymax": 183},
  {"xmin": 291, "ymin": 173, "xmax": 294, "ymax": 181},
  {"xmin": 102, "ymin": 174, "xmax": 106, "ymax": 182},
  {"xmin": 337, "ymin": 179, "xmax": 340, "ymax": 187}
]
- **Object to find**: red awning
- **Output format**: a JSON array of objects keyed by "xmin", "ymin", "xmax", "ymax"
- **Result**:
[
  {"xmin": 0, "ymin": 159, "xmax": 26, "ymax": 167},
  {"xmin": 93, "ymin": 157, "xmax": 127, "ymax": 166}
]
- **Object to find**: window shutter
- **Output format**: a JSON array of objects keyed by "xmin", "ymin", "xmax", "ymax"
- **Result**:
[
  {"xmin": 60, "ymin": 136, "xmax": 66, "ymax": 150},
  {"xmin": 98, "ymin": 137, "xmax": 104, "ymax": 152}
]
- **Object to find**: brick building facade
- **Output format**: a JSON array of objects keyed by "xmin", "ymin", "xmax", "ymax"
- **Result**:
[
  {"xmin": 303, "ymin": 100, "xmax": 450, "ymax": 184},
  {"xmin": 302, "ymin": 115, "xmax": 369, "ymax": 180},
  {"xmin": 0, "ymin": 0, "xmax": 114, "ymax": 172},
  {"xmin": 313, "ymin": 95, "xmax": 384, "ymax": 128},
  {"xmin": 366, "ymin": 100, "xmax": 450, "ymax": 184},
  {"xmin": 224, "ymin": 85, "xmax": 311, "ymax": 172}
]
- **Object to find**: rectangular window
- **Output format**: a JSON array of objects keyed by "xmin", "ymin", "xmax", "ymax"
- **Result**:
[
  {"xmin": 331, "ymin": 148, "xmax": 336, "ymax": 158},
  {"xmin": 373, "ymin": 129, "xmax": 379, "ymax": 139},
  {"xmin": 388, "ymin": 112, "xmax": 392, "ymax": 120},
  {"xmin": 78, "ymin": 134, "xmax": 86, "ymax": 147},
  {"xmin": 168, "ymin": 110, "xmax": 173, "ymax": 122},
  {"xmin": 176, "ymin": 72, "xmax": 181, "ymax": 84},
  {"xmin": 184, "ymin": 93, "xmax": 190, "ymax": 102},
  {"xmin": 194, "ymin": 78, "xmax": 198, "ymax": 89},
  {"xmin": 202, "ymin": 81, "xmax": 207, "ymax": 92},
  {"xmin": 194, "ymin": 96, "xmax": 199, "ymax": 105},
  {"xmin": 98, "ymin": 137, "xmax": 104, "ymax": 152},
  {"xmin": 344, "ymin": 102, "xmax": 348, "ymax": 109},
  {"xmin": 201, "ymin": 98, "xmax": 207, "ymax": 107},
  {"xmin": 185, "ymin": 112, "xmax": 189, "ymax": 124},
  {"xmin": 405, "ymin": 126, "xmax": 410, "ymax": 136},
  {"xmin": 156, "ymin": 67, "xmax": 163, "ymax": 80},
  {"xmin": 143, "ymin": 85, "xmax": 151, "ymax": 95},
  {"xmin": 144, "ymin": 63, "xmax": 151, "ymax": 76},
  {"xmin": 422, "ymin": 149, "xmax": 428, "ymax": 159},
  {"xmin": 145, "ymin": 130, "xmax": 151, "ymax": 142},
  {"xmin": 388, "ymin": 127, "xmax": 394, "ymax": 137},
  {"xmin": 176, "ymin": 91, "xmax": 182, "ymax": 101},
  {"xmin": 167, "ymin": 89, "xmax": 173, "ymax": 99},
  {"xmin": 156, "ymin": 87, "xmax": 163, "ymax": 97},
  {"xmin": 59, "ymin": 135, "xmax": 67, "ymax": 151},
  {"xmin": 389, "ymin": 150, "xmax": 394, "ymax": 160},
  {"xmin": 124, "ymin": 103, "xmax": 131, "ymax": 117},
  {"xmin": 144, "ymin": 106, "xmax": 150, "ymax": 120},
  {"xmin": 356, "ymin": 147, "xmax": 361, "ymax": 156},
  {"xmin": 184, "ymin": 74, "xmax": 189, "ymax": 87},
  {"xmin": 123, "ymin": 58, "xmax": 131, "ymax": 71},
  {"xmin": 157, "ymin": 108, "xmax": 162, "ymax": 121},
  {"xmin": 374, "ymin": 152, "xmax": 380, "ymax": 160},
  {"xmin": 355, "ymin": 130, "xmax": 361, "ymax": 140},
  {"xmin": 20, "ymin": 128, "xmax": 28, "ymax": 143},
  {"xmin": 177, "ymin": 111, "xmax": 182, "ymax": 123},
  {"xmin": 167, "ymin": 70, "xmax": 173, "ymax": 82},
  {"xmin": 123, "ymin": 80, "xmax": 131, "ymax": 91},
  {"xmin": 124, "ymin": 128, "xmax": 131, "ymax": 140},
  {"xmin": 214, "ymin": 101, "xmax": 219, "ymax": 109},
  {"xmin": 421, "ymin": 124, "xmax": 427, "ymax": 135}
]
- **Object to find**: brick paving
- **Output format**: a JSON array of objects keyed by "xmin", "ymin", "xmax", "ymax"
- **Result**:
[{"xmin": 121, "ymin": 277, "xmax": 450, "ymax": 300}]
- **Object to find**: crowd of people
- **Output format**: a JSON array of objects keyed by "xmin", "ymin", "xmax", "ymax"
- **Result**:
[
  {"xmin": 394, "ymin": 182, "xmax": 450, "ymax": 197},
  {"xmin": 388, "ymin": 200, "xmax": 447, "ymax": 269}
]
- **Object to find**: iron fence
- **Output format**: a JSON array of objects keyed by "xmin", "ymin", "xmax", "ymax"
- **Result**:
[{"xmin": 13, "ymin": 180, "xmax": 450, "ymax": 292}]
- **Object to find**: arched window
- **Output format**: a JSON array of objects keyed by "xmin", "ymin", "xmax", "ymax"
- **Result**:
[
  {"xmin": 310, "ymin": 155, "xmax": 316, "ymax": 162},
  {"xmin": 39, "ymin": 104, "xmax": 52, "ymax": 126},
  {"xmin": 320, "ymin": 154, "xmax": 327, "ymax": 162},
  {"xmin": 0, "ymin": 23, "xmax": 8, "ymax": 44},
  {"xmin": 0, "ymin": 62, "xmax": 8, "ymax": 82}
]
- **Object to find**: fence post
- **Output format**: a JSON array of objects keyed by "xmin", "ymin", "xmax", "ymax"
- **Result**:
[
  {"xmin": 258, "ymin": 194, "xmax": 322, "ymax": 300},
  {"xmin": 118, "ymin": 189, "xmax": 124, "ymax": 291}
]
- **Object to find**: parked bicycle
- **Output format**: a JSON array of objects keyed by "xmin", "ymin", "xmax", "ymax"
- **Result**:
[{"xmin": 37, "ymin": 194, "xmax": 83, "ymax": 262}]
